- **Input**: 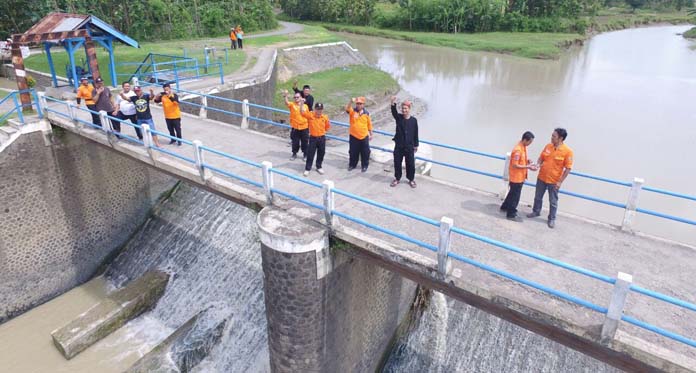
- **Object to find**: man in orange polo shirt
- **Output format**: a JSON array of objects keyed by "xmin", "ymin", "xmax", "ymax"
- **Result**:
[
  {"xmin": 527, "ymin": 128, "xmax": 574, "ymax": 228},
  {"xmin": 76, "ymin": 77, "xmax": 99, "ymax": 127},
  {"xmin": 501, "ymin": 131, "xmax": 537, "ymax": 222},
  {"xmin": 345, "ymin": 96, "xmax": 373, "ymax": 172},
  {"xmin": 154, "ymin": 83, "xmax": 182, "ymax": 146},
  {"xmin": 283, "ymin": 89, "xmax": 309, "ymax": 160},
  {"xmin": 229, "ymin": 27, "xmax": 237, "ymax": 50},
  {"xmin": 301, "ymin": 102, "xmax": 330, "ymax": 176}
]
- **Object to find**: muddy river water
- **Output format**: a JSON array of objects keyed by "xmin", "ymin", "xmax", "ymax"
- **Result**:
[{"xmin": 343, "ymin": 25, "xmax": 696, "ymax": 245}]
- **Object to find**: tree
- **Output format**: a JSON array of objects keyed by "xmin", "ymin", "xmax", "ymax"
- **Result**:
[{"xmin": 625, "ymin": 0, "xmax": 646, "ymax": 10}]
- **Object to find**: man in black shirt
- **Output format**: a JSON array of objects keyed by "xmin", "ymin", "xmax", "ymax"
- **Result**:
[
  {"xmin": 390, "ymin": 96, "xmax": 419, "ymax": 188},
  {"xmin": 293, "ymin": 80, "xmax": 314, "ymax": 111},
  {"xmin": 121, "ymin": 86, "xmax": 161, "ymax": 147}
]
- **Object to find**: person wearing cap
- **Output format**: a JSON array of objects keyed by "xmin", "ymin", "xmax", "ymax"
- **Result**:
[
  {"xmin": 283, "ymin": 89, "xmax": 310, "ymax": 160},
  {"xmin": 292, "ymin": 80, "xmax": 314, "ymax": 111},
  {"xmin": 345, "ymin": 96, "xmax": 373, "ymax": 172},
  {"xmin": 154, "ymin": 83, "xmax": 182, "ymax": 146},
  {"xmin": 229, "ymin": 27, "xmax": 238, "ymax": 50},
  {"xmin": 501, "ymin": 131, "xmax": 537, "ymax": 222},
  {"xmin": 300, "ymin": 102, "xmax": 330, "ymax": 176},
  {"xmin": 76, "ymin": 77, "xmax": 99, "ymax": 127},
  {"xmin": 116, "ymin": 81, "xmax": 142, "ymax": 140},
  {"xmin": 526, "ymin": 128, "xmax": 574, "ymax": 228},
  {"xmin": 122, "ymin": 86, "xmax": 161, "ymax": 147},
  {"xmin": 92, "ymin": 77, "xmax": 117, "ymax": 130},
  {"xmin": 389, "ymin": 96, "xmax": 419, "ymax": 188}
]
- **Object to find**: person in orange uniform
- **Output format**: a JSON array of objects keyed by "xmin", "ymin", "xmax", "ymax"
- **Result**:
[
  {"xmin": 283, "ymin": 89, "xmax": 310, "ymax": 160},
  {"xmin": 527, "ymin": 128, "xmax": 574, "ymax": 228},
  {"xmin": 300, "ymin": 102, "xmax": 330, "ymax": 176},
  {"xmin": 154, "ymin": 83, "xmax": 182, "ymax": 146},
  {"xmin": 76, "ymin": 77, "xmax": 99, "ymax": 127},
  {"xmin": 229, "ymin": 27, "xmax": 238, "ymax": 50},
  {"xmin": 500, "ymin": 131, "xmax": 537, "ymax": 222},
  {"xmin": 345, "ymin": 96, "xmax": 373, "ymax": 172}
]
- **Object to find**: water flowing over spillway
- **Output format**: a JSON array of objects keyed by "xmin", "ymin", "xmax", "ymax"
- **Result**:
[
  {"xmin": 383, "ymin": 292, "xmax": 619, "ymax": 372},
  {"xmin": 104, "ymin": 183, "xmax": 270, "ymax": 372}
]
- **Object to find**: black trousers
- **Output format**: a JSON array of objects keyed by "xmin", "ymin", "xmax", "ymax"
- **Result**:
[
  {"xmin": 87, "ymin": 104, "xmax": 100, "ymax": 127},
  {"xmin": 166, "ymin": 118, "xmax": 182, "ymax": 142},
  {"xmin": 117, "ymin": 112, "xmax": 141, "ymax": 139},
  {"xmin": 291, "ymin": 128, "xmax": 309, "ymax": 155},
  {"xmin": 237, "ymin": 39, "xmax": 243, "ymax": 49},
  {"xmin": 393, "ymin": 146, "xmax": 415, "ymax": 181},
  {"xmin": 230, "ymin": 40, "xmax": 237, "ymax": 49},
  {"xmin": 349, "ymin": 135, "xmax": 370, "ymax": 169},
  {"xmin": 501, "ymin": 182, "xmax": 524, "ymax": 218},
  {"xmin": 305, "ymin": 136, "xmax": 326, "ymax": 171}
]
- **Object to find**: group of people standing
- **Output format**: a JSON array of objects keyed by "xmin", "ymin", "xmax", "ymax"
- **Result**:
[
  {"xmin": 283, "ymin": 82, "xmax": 420, "ymax": 188},
  {"xmin": 75, "ymin": 78, "xmax": 183, "ymax": 148},
  {"xmin": 229, "ymin": 25, "xmax": 244, "ymax": 50}
]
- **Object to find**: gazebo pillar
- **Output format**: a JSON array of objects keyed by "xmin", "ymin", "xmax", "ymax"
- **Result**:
[
  {"xmin": 10, "ymin": 44, "xmax": 31, "ymax": 108},
  {"xmin": 44, "ymin": 42, "xmax": 58, "ymax": 88},
  {"xmin": 84, "ymin": 35, "xmax": 101, "ymax": 82}
]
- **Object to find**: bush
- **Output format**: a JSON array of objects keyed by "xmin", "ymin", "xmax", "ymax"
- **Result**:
[{"xmin": 684, "ymin": 26, "xmax": 696, "ymax": 38}]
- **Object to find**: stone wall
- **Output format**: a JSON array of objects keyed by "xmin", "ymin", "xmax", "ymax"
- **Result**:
[
  {"xmin": 0, "ymin": 128, "xmax": 175, "ymax": 323},
  {"xmin": 1, "ymin": 64, "xmax": 69, "ymax": 91},
  {"xmin": 259, "ymin": 207, "xmax": 416, "ymax": 372}
]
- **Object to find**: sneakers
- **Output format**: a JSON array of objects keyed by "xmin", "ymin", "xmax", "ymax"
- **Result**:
[
  {"xmin": 316, "ymin": 168, "xmax": 324, "ymax": 175},
  {"xmin": 361, "ymin": 167, "xmax": 368, "ymax": 173},
  {"xmin": 548, "ymin": 219, "xmax": 556, "ymax": 229},
  {"xmin": 290, "ymin": 153, "xmax": 297, "ymax": 160},
  {"xmin": 348, "ymin": 166, "xmax": 356, "ymax": 171},
  {"xmin": 302, "ymin": 154, "xmax": 307, "ymax": 161},
  {"xmin": 390, "ymin": 179, "xmax": 400, "ymax": 187},
  {"xmin": 507, "ymin": 216, "xmax": 523, "ymax": 222},
  {"xmin": 169, "ymin": 139, "xmax": 176, "ymax": 145},
  {"xmin": 526, "ymin": 212, "xmax": 540, "ymax": 218},
  {"xmin": 177, "ymin": 142, "xmax": 182, "ymax": 146},
  {"xmin": 303, "ymin": 170, "xmax": 309, "ymax": 177}
]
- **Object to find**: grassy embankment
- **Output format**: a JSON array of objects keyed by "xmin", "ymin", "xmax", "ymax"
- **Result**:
[
  {"xmin": 589, "ymin": 8, "xmax": 694, "ymax": 33},
  {"xmin": 683, "ymin": 27, "xmax": 696, "ymax": 38},
  {"xmin": 273, "ymin": 65, "xmax": 398, "ymax": 116}
]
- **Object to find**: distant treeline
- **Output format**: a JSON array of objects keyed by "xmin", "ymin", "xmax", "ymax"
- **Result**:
[
  {"xmin": 279, "ymin": 0, "xmax": 694, "ymax": 33},
  {"xmin": 1, "ymin": 0, "xmax": 277, "ymax": 41}
]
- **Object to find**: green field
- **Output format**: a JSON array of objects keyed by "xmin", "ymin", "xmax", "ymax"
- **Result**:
[
  {"xmin": 318, "ymin": 23, "xmax": 584, "ymax": 59},
  {"xmin": 589, "ymin": 8, "xmax": 693, "ymax": 33},
  {"xmin": 684, "ymin": 26, "xmax": 696, "ymax": 38},
  {"xmin": 273, "ymin": 65, "xmax": 398, "ymax": 115},
  {"xmin": 247, "ymin": 25, "xmax": 341, "ymax": 48}
]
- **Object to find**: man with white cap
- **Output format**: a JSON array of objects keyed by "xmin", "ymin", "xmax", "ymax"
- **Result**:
[{"xmin": 345, "ymin": 96, "xmax": 373, "ymax": 172}]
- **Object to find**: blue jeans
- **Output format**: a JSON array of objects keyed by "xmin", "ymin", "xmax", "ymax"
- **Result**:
[
  {"xmin": 137, "ymin": 118, "xmax": 156, "ymax": 131},
  {"xmin": 532, "ymin": 179, "xmax": 559, "ymax": 221}
]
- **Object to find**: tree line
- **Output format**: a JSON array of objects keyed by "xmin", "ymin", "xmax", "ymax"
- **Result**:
[{"xmin": 0, "ymin": 0, "xmax": 276, "ymax": 41}]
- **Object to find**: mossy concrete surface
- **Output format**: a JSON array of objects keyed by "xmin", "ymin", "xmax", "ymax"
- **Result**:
[{"xmin": 51, "ymin": 270, "xmax": 170, "ymax": 360}]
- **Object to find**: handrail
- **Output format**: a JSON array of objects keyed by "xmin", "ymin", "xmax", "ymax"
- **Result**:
[
  {"xmin": 39, "ymin": 96, "xmax": 696, "ymax": 350},
  {"xmin": 1, "ymin": 89, "xmax": 42, "ymax": 124}
]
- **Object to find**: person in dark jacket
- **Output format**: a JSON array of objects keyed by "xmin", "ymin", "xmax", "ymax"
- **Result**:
[
  {"xmin": 292, "ymin": 80, "xmax": 314, "ymax": 111},
  {"xmin": 389, "ymin": 96, "xmax": 419, "ymax": 188}
]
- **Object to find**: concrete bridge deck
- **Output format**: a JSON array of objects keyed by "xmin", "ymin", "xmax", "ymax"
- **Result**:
[{"xmin": 42, "ymin": 100, "xmax": 696, "ymax": 371}]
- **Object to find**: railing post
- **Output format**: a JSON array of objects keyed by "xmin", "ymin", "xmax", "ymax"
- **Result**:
[
  {"xmin": 173, "ymin": 66, "xmax": 180, "ymax": 91},
  {"xmin": 262, "ymin": 161, "xmax": 274, "ymax": 205},
  {"xmin": 219, "ymin": 63, "xmax": 224, "ymax": 84},
  {"xmin": 67, "ymin": 100, "xmax": 77, "ymax": 122},
  {"xmin": 200, "ymin": 95, "xmax": 208, "ymax": 119},
  {"xmin": 141, "ymin": 123, "xmax": 156, "ymax": 161},
  {"xmin": 37, "ymin": 91, "xmax": 48, "ymax": 118},
  {"xmin": 11, "ymin": 93, "xmax": 24, "ymax": 124},
  {"xmin": 438, "ymin": 217, "xmax": 453, "ymax": 278},
  {"xmin": 499, "ymin": 152, "xmax": 511, "ymax": 200},
  {"xmin": 98, "ymin": 110, "xmax": 110, "ymax": 133},
  {"xmin": 601, "ymin": 272, "xmax": 633, "ymax": 344},
  {"xmin": 241, "ymin": 99, "xmax": 249, "ymax": 129},
  {"xmin": 621, "ymin": 177, "xmax": 644, "ymax": 232},
  {"xmin": 322, "ymin": 180, "xmax": 337, "ymax": 227},
  {"xmin": 192, "ymin": 140, "xmax": 211, "ymax": 182}
]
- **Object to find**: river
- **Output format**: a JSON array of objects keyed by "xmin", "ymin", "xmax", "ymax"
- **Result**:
[{"xmin": 343, "ymin": 25, "xmax": 696, "ymax": 246}]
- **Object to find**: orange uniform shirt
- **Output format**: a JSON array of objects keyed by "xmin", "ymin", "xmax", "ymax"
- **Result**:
[
  {"xmin": 229, "ymin": 31, "xmax": 237, "ymax": 40},
  {"xmin": 161, "ymin": 94, "xmax": 181, "ymax": 119},
  {"xmin": 302, "ymin": 111, "xmax": 330, "ymax": 137},
  {"xmin": 77, "ymin": 84, "xmax": 95, "ymax": 105},
  {"xmin": 508, "ymin": 141, "xmax": 528, "ymax": 183},
  {"xmin": 538, "ymin": 143, "xmax": 574, "ymax": 184},
  {"xmin": 346, "ymin": 106, "xmax": 372, "ymax": 140},
  {"xmin": 287, "ymin": 102, "xmax": 309, "ymax": 130}
]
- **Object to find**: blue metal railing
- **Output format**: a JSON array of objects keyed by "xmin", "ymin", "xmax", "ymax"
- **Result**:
[
  {"xmin": 0, "ymin": 89, "xmax": 43, "ymax": 125},
  {"xmin": 40, "ymin": 95, "xmax": 696, "ymax": 350}
]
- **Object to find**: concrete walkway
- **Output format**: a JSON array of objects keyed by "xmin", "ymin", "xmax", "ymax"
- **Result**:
[{"xmin": 44, "ymin": 100, "xmax": 696, "ymax": 362}]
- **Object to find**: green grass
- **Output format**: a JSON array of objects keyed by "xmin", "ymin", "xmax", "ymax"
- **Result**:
[
  {"xmin": 247, "ymin": 25, "xmax": 341, "ymax": 48},
  {"xmin": 684, "ymin": 26, "xmax": 696, "ymax": 38},
  {"xmin": 23, "ymin": 39, "xmax": 247, "ymax": 84},
  {"xmin": 273, "ymin": 65, "xmax": 398, "ymax": 115},
  {"xmin": 319, "ymin": 23, "xmax": 584, "ymax": 59},
  {"xmin": 588, "ymin": 8, "xmax": 694, "ymax": 33},
  {"xmin": 0, "ymin": 90, "xmax": 8, "ymax": 99}
]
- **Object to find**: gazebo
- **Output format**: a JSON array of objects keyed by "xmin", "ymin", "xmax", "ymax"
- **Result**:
[{"xmin": 9, "ymin": 12, "xmax": 139, "ymax": 107}]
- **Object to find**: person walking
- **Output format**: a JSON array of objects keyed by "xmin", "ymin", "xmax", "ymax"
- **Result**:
[
  {"xmin": 292, "ymin": 80, "xmax": 314, "ymax": 111},
  {"xmin": 527, "ymin": 128, "xmax": 574, "ymax": 228},
  {"xmin": 301, "ymin": 102, "xmax": 330, "ymax": 176},
  {"xmin": 76, "ymin": 77, "xmax": 98, "ymax": 127},
  {"xmin": 154, "ymin": 83, "xmax": 182, "ymax": 146},
  {"xmin": 389, "ymin": 96, "xmax": 419, "ymax": 188},
  {"xmin": 345, "ymin": 96, "xmax": 373, "ymax": 172},
  {"xmin": 229, "ymin": 27, "xmax": 238, "ymax": 50},
  {"xmin": 501, "ymin": 131, "xmax": 537, "ymax": 221},
  {"xmin": 283, "ymin": 89, "xmax": 309, "ymax": 160},
  {"xmin": 91, "ymin": 77, "xmax": 117, "ymax": 131},
  {"xmin": 122, "ymin": 86, "xmax": 161, "ymax": 147},
  {"xmin": 116, "ymin": 81, "xmax": 142, "ymax": 140},
  {"xmin": 235, "ymin": 25, "xmax": 244, "ymax": 49}
]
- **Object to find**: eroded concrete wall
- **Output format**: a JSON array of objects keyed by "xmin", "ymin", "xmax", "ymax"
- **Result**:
[{"xmin": 0, "ymin": 129, "xmax": 175, "ymax": 323}]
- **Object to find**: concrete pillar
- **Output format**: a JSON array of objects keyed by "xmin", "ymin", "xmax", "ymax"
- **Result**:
[
  {"xmin": 621, "ymin": 178, "xmax": 644, "ymax": 232},
  {"xmin": 241, "ymin": 99, "xmax": 250, "ymax": 129},
  {"xmin": 258, "ymin": 206, "xmax": 329, "ymax": 373},
  {"xmin": 500, "ymin": 152, "xmax": 511, "ymax": 199},
  {"xmin": 601, "ymin": 272, "xmax": 633, "ymax": 344}
]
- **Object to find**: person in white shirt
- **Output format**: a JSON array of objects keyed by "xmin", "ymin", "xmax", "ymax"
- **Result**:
[{"xmin": 115, "ymin": 82, "xmax": 141, "ymax": 140}]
